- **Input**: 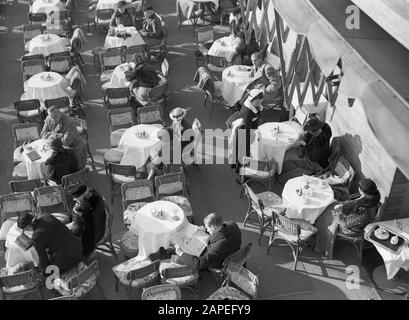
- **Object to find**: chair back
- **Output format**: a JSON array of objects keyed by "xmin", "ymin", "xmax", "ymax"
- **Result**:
[
  {"xmin": 48, "ymin": 55, "xmax": 72, "ymax": 74},
  {"xmin": 96, "ymin": 9, "xmax": 115, "ymax": 22},
  {"xmin": 241, "ymin": 157, "xmax": 277, "ymax": 178},
  {"xmin": 21, "ymin": 58, "xmax": 46, "ymax": 80},
  {"xmin": 331, "ymin": 155, "xmax": 355, "ymax": 187},
  {"xmin": 23, "ymin": 23, "xmax": 45, "ymax": 43},
  {"xmin": 0, "ymin": 270, "xmax": 39, "ymax": 298},
  {"xmin": 137, "ymin": 105, "xmax": 163, "ymax": 124},
  {"xmin": 0, "ymin": 193, "xmax": 36, "ymax": 221},
  {"xmin": 33, "ymin": 186, "xmax": 69, "ymax": 215},
  {"xmin": 104, "ymin": 88, "xmax": 130, "ymax": 109},
  {"xmin": 205, "ymin": 54, "xmax": 228, "ymax": 70},
  {"xmin": 100, "ymin": 48, "xmax": 124, "ymax": 71},
  {"xmin": 44, "ymin": 96, "xmax": 70, "ymax": 110},
  {"xmin": 272, "ymin": 211, "xmax": 301, "ymax": 237},
  {"xmin": 196, "ymin": 26, "xmax": 214, "ymax": 46},
  {"xmin": 126, "ymin": 259, "xmax": 160, "ymax": 282},
  {"xmin": 107, "ymin": 107, "xmax": 134, "ymax": 133},
  {"xmin": 161, "ymin": 265, "xmax": 196, "ymax": 280},
  {"xmin": 67, "ymin": 260, "xmax": 99, "ymax": 291},
  {"xmin": 224, "ymin": 261, "xmax": 258, "ymax": 299},
  {"xmin": 160, "ymin": 58, "xmax": 169, "ymax": 78},
  {"xmin": 141, "ymin": 284, "xmax": 181, "ymax": 300},
  {"xmin": 124, "ymin": 45, "xmax": 148, "ymax": 63},
  {"xmin": 223, "ymin": 242, "xmax": 252, "ymax": 268},
  {"xmin": 148, "ymin": 83, "xmax": 167, "ymax": 104},
  {"xmin": 121, "ymin": 180, "xmax": 155, "ymax": 212},
  {"xmin": 28, "ymin": 12, "xmax": 47, "ymax": 24},
  {"xmin": 155, "ymin": 173, "xmax": 187, "ymax": 199},
  {"xmin": 13, "ymin": 100, "xmax": 41, "ymax": 124},
  {"xmin": 9, "ymin": 179, "xmax": 42, "ymax": 194},
  {"xmin": 12, "ymin": 122, "xmax": 41, "ymax": 148},
  {"xmin": 61, "ymin": 168, "xmax": 89, "ymax": 194},
  {"xmin": 243, "ymin": 183, "xmax": 264, "ymax": 218},
  {"xmin": 225, "ymin": 111, "xmax": 241, "ymax": 129},
  {"xmin": 108, "ymin": 163, "xmax": 137, "ymax": 179}
]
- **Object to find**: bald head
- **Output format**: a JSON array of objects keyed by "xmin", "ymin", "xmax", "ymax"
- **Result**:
[{"xmin": 204, "ymin": 213, "xmax": 224, "ymax": 235}]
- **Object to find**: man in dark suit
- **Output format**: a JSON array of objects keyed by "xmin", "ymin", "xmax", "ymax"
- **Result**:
[
  {"xmin": 17, "ymin": 213, "xmax": 83, "ymax": 274},
  {"xmin": 177, "ymin": 213, "xmax": 242, "ymax": 271}
]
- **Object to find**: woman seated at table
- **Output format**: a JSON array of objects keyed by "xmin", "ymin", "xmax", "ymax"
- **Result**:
[
  {"xmin": 139, "ymin": 6, "xmax": 164, "ymax": 46},
  {"xmin": 109, "ymin": 0, "xmax": 134, "ymax": 28},
  {"xmin": 16, "ymin": 212, "xmax": 83, "ymax": 275},
  {"xmin": 279, "ymin": 115, "xmax": 332, "ymax": 184},
  {"xmin": 45, "ymin": 137, "xmax": 78, "ymax": 186},
  {"xmin": 41, "ymin": 105, "xmax": 87, "ymax": 169},
  {"xmin": 126, "ymin": 54, "xmax": 160, "ymax": 103}
]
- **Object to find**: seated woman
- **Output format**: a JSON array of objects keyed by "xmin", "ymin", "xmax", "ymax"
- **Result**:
[
  {"xmin": 315, "ymin": 178, "xmax": 381, "ymax": 257},
  {"xmin": 45, "ymin": 137, "xmax": 78, "ymax": 186},
  {"xmin": 139, "ymin": 6, "xmax": 164, "ymax": 47},
  {"xmin": 169, "ymin": 107, "xmax": 193, "ymax": 152},
  {"xmin": 109, "ymin": 0, "xmax": 134, "ymax": 28},
  {"xmin": 126, "ymin": 54, "xmax": 160, "ymax": 103}
]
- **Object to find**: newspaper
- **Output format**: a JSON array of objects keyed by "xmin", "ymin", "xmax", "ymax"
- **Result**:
[{"xmin": 169, "ymin": 224, "xmax": 209, "ymax": 257}]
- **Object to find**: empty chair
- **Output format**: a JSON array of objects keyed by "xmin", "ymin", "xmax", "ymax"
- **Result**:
[
  {"xmin": 100, "ymin": 48, "xmax": 125, "ymax": 83},
  {"xmin": 204, "ymin": 54, "xmax": 228, "ymax": 74},
  {"xmin": 107, "ymin": 107, "xmax": 134, "ymax": 148},
  {"xmin": 103, "ymin": 87, "xmax": 130, "ymax": 110},
  {"xmin": 33, "ymin": 186, "xmax": 70, "ymax": 224},
  {"xmin": 69, "ymin": 117, "xmax": 94, "ymax": 163},
  {"xmin": 14, "ymin": 99, "xmax": 42, "ymax": 125},
  {"xmin": 160, "ymin": 263, "xmax": 199, "ymax": 299},
  {"xmin": 239, "ymin": 157, "xmax": 277, "ymax": 195},
  {"xmin": 137, "ymin": 105, "xmax": 164, "ymax": 125},
  {"xmin": 195, "ymin": 26, "xmax": 214, "ymax": 65},
  {"xmin": 141, "ymin": 284, "xmax": 181, "ymax": 300},
  {"xmin": 9, "ymin": 179, "xmax": 42, "ymax": 193},
  {"xmin": 95, "ymin": 9, "xmax": 114, "ymax": 32},
  {"xmin": 23, "ymin": 24, "xmax": 45, "ymax": 52},
  {"xmin": 124, "ymin": 45, "xmax": 148, "ymax": 63},
  {"xmin": 28, "ymin": 12, "xmax": 47, "ymax": 25},
  {"xmin": 21, "ymin": 56, "xmax": 46, "ymax": 82},
  {"xmin": 61, "ymin": 168, "xmax": 89, "ymax": 195},
  {"xmin": 47, "ymin": 54, "xmax": 72, "ymax": 74},
  {"xmin": 44, "ymin": 96, "xmax": 70, "ymax": 115},
  {"xmin": 0, "ymin": 270, "xmax": 43, "ymax": 300},
  {"xmin": 108, "ymin": 163, "xmax": 144, "ymax": 204}
]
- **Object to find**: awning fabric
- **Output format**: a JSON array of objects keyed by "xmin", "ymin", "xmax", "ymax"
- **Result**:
[{"xmin": 273, "ymin": 0, "xmax": 409, "ymax": 179}]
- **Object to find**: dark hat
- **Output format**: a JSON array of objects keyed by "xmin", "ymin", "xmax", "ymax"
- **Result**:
[
  {"xmin": 17, "ymin": 212, "xmax": 35, "ymax": 230},
  {"xmin": 118, "ymin": 0, "xmax": 127, "ymax": 7},
  {"xmin": 359, "ymin": 178, "xmax": 378, "ymax": 195},
  {"xmin": 145, "ymin": 6, "xmax": 154, "ymax": 11},
  {"xmin": 49, "ymin": 137, "xmax": 63, "ymax": 152},
  {"xmin": 71, "ymin": 184, "xmax": 87, "ymax": 198},
  {"xmin": 304, "ymin": 118, "xmax": 325, "ymax": 132},
  {"xmin": 233, "ymin": 8, "xmax": 241, "ymax": 15}
]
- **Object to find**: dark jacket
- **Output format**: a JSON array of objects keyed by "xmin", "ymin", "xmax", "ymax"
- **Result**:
[
  {"xmin": 142, "ymin": 14, "xmax": 163, "ymax": 39},
  {"xmin": 45, "ymin": 149, "xmax": 78, "ymax": 185},
  {"xmin": 72, "ymin": 189, "xmax": 106, "ymax": 255},
  {"xmin": 125, "ymin": 62, "xmax": 160, "ymax": 88},
  {"xmin": 110, "ymin": 9, "xmax": 134, "ymax": 27},
  {"xmin": 300, "ymin": 123, "xmax": 332, "ymax": 169},
  {"xmin": 239, "ymin": 104, "xmax": 259, "ymax": 157},
  {"xmin": 31, "ymin": 214, "xmax": 83, "ymax": 273},
  {"xmin": 197, "ymin": 222, "xmax": 242, "ymax": 270}
]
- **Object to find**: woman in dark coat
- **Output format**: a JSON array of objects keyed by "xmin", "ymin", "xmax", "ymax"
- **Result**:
[{"xmin": 45, "ymin": 137, "xmax": 78, "ymax": 185}]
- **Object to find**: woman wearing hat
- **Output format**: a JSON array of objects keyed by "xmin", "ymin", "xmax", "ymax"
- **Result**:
[
  {"xmin": 110, "ymin": 0, "xmax": 134, "ymax": 28},
  {"xmin": 169, "ymin": 107, "xmax": 192, "ymax": 150}
]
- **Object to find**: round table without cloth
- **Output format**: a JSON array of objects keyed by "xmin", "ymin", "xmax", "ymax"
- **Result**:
[
  {"xmin": 5, "ymin": 223, "xmax": 39, "ymax": 269},
  {"xmin": 208, "ymin": 35, "xmax": 241, "ymax": 63},
  {"xmin": 282, "ymin": 176, "xmax": 335, "ymax": 225},
  {"xmin": 129, "ymin": 200, "xmax": 187, "ymax": 259},
  {"xmin": 25, "ymin": 72, "xmax": 69, "ymax": 105},
  {"xmin": 253, "ymin": 122, "xmax": 303, "ymax": 174},
  {"xmin": 104, "ymin": 27, "xmax": 146, "ymax": 48},
  {"xmin": 221, "ymin": 65, "xmax": 254, "ymax": 106},
  {"xmin": 28, "ymin": 34, "xmax": 68, "ymax": 57},
  {"xmin": 22, "ymin": 139, "xmax": 53, "ymax": 180},
  {"xmin": 117, "ymin": 124, "xmax": 163, "ymax": 170}
]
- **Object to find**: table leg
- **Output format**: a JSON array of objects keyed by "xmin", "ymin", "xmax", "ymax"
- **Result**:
[{"xmin": 372, "ymin": 265, "xmax": 409, "ymax": 297}]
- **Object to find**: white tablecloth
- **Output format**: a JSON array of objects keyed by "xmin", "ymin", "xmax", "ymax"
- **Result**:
[
  {"xmin": 282, "ymin": 176, "xmax": 335, "ymax": 224},
  {"xmin": 193, "ymin": 0, "xmax": 219, "ymax": 10},
  {"xmin": 118, "ymin": 124, "xmax": 163, "ymax": 169},
  {"xmin": 23, "ymin": 139, "xmax": 53, "ymax": 180},
  {"xmin": 5, "ymin": 223, "xmax": 39, "ymax": 269},
  {"xmin": 365, "ymin": 219, "xmax": 409, "ymax": 279},
  {"xmin": 28, "ymin": 34, "xmax": 67, "ymax": 56},
  {"xmin": 104, "ymin": 27, "xmax": 145, "ymax": 48},
  {"xmin": 208, "ymin": 35, "xmax": 241, "ymax": 63},
  {"xmin": 25, "ymin": 71, "xmax": 69, "ymax": 104},
  {"xmin": 129, "ymin": 200, "xmax": 187, "ymax": 259},
  {"xmin": 221, "ymin": 65, "xmax": 254, "ymax": 106},
  {"xmin": 253, "ymin": 122, "xmax": 303, "ymax": 174},
  {"xmin": 96, "ymin": 0, "xmax": 142, "ymax": 10},
  {"xmin": 31, "ymin": 0, "xmax": 65, "ymax": 16},
  {"xmin": 102, "ymin": 62, "xmax": 133, "ymax": 89}
]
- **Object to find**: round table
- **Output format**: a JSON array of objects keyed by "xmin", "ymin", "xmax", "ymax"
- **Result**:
[
  {"xmin": 96, "ymin": 0, "xmax": 141, "ymax": 10},
  {"xmin": 102, "ymin": 62, "xmax": 134, "ymax": 89},
  {"xmin": 118, "ymin": 124, "xmax": 163, "ymax": 170},
  {"xmin": 104, "ymin": 27, "xmax": 146, "ymax": 48},
  {"xmin": 31, "ymin": 0, "xmax": 65, "ymax": 15},
  {"xmin": 25, "ymin": 71, "xmax": 69, "ymax": 104},
  {"xmin": 282, "ymin": 176, "xmax": 335, "ymax": 224},
  {"xmin": 208, "ymin": 35, "xmax": 241, "ymax": 63},
  {"xmin": 5, "ymin": 223, "xmax": 39, "ymax": 269},
  {"xmin": 221, "ymin": 65, "xmax": 254, "ymax": 106},
  {"xmin": 254, "ymin": 121, "xmax": 303, "ymax": 174},
  {"xmin": 22, "ymin": 139, "xmax": 53, "ymax": 180},
  {"xmin": 129, "ymin": 200, "xmax": 187, "ymax": 259},
  {"xmin": 28, "ymin": 33, "xmax": 67, "ymax": 57}
]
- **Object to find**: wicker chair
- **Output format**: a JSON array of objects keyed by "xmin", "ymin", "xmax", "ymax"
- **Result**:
[
  {"xmin": 195, "ymin": 26, "xmax": 214, "ymax": 65},
  {"xmin": 23, "ymin": 24, "xmax": 45, "ymax": 52},
  {"xmin": 107, "ymin": 107, "xmax": 134, "ymax": 148},
  {"xmin": 21, "ymin": 56, "xmax": 46, "ymax": 82},
  {"xmin": 28, "ymin": 12, "xmax": 47, "ymax": 25},
  {"xmin": 33, "ymin": 186, "xmax": 70, "ymax": 224},
  {"xmin": 9, "ymin": 179, "xmax": 42, "ymax": 193},
  {"xmin": 95, "ymin": 9, "xmax": 114, "ymax": 32},
  {"xmin": 160, "ymin": 263, "xmax": 199, "ymax": 299},
  {"xmin": 100, "ymin": 48, "xmax": 125, "ymax": 83},
  {"xmin": 13, "ymin": 99, "xmax": 42, "ymax": 125},
  {"xmin": 0, "ymin": 270, "xmax": 43, "ymax": 300},
  {"xmin": 103, "ymin": 87, "xmax": 131, "ymax": 110},
  {"xmin": 61, "ymin": 168, "xmax": 89, "ymax": 196},
  {"xmin": 204, "ymin": 54, "xmax": 228, "ymax": 75},
  {"xmin": 124, "ymin": 45, "xmax": 148, "ymax": 63},
  {"xmin": 69, "ymin": 117, "xmax": 95, "ymax": 163},
  {"xmin": 48, "ymin": 54, "xmax": 72, "ymax": 75},
  {"xmin": 44, "ymin": 96, "xmax": 71, "ymax": 115},
  {"xmin": 141, "ymin": 284, "xmax": 181, "ymax": 300},
  {"xmin": 137, "ymin": 105, "xmax": 164, "ymax": 125},
  {"xmin": 239, "ymin": 157, "xmax": 277, "ymax": 196},
  {"xmin": 108, "ymin": 163, "xmax": 144, "ymax": 204}
]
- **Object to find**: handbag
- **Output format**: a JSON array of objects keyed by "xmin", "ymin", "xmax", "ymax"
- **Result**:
[{"xmin": 15, "ymin": 232, "xmax": 33, "ymax": 251}]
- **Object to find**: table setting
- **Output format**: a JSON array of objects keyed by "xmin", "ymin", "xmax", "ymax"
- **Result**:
[
  {"xmin": 282, "ymin": 175, "xmax": 335, "ymax": 224},
  {"xmin": 28, "ymin": 33, "xmax": 67, "ymax": 56},
  {"xmin": 208, "ymin": 35, "xmax": 241, "ymax": 63},
  {"xmin": 22, "ymin": 139, "xmax": 53, "ymax": 180},
  {"xmin": 104, "ymin": 26, "xmax": 145, "ymax": 49},
  {"xmin": 221, "ymin": 65, "xmax": 254, "ymax": 106}
]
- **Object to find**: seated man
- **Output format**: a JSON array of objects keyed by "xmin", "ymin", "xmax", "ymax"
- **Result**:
[
  {"xmin": 176, "ymin": 213, "xmax": 242, "ymax": 271},
  {"xmin": 69, "ymin": 185, "xmax": 106, "ymax": 256},
  {"xmin": 126, "ymin": 54, "xmax": 160, "ymax": 103},
  {"xmin": 17, "ymin": 212, "xmax": 83, "ymax": 274},
  {"xmin": 45, "ymin": 137, "xmax": 78, "ymax": 186},
  {"xmin": 109, "ymin": 0, "xmax": 134, "ymax": 28},
  {"xmin": 139, "ymin": 6, "xmax": 164, "ymax": 46}
]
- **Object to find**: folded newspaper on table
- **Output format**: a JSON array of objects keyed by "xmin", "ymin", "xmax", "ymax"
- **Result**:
[{"xmin": 169, "ymin": 224, "xmax": 209, "ymax": 257}]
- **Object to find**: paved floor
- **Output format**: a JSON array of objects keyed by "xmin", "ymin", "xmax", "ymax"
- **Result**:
[{"xmin": 0, "ymin": 0, "xmax": 398, "ymax": 300}]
